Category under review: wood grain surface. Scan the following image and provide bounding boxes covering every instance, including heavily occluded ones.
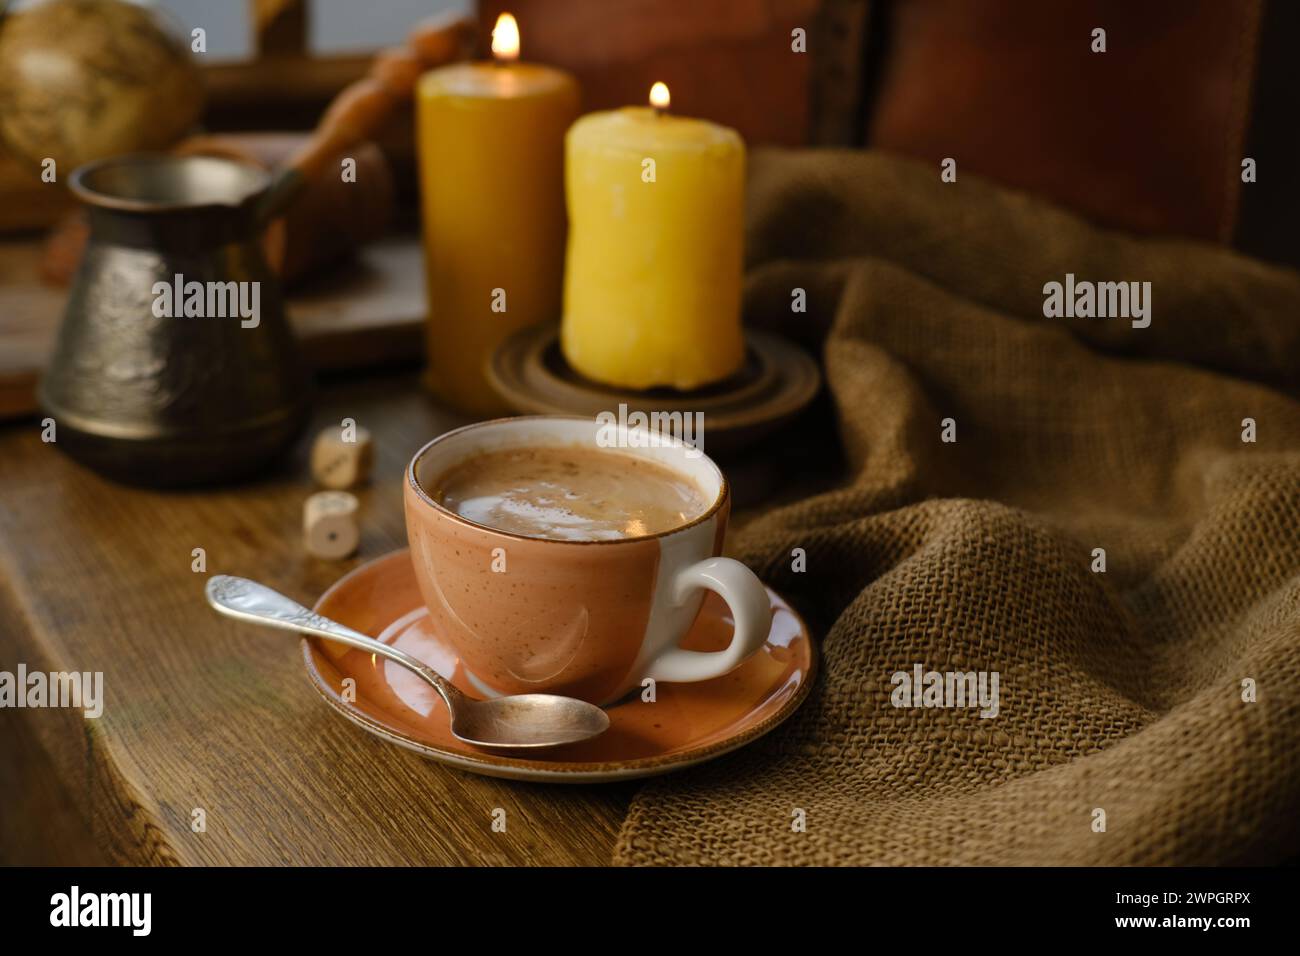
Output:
[0,374,636,865]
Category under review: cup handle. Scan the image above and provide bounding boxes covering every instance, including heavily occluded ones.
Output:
[644,557,773,684]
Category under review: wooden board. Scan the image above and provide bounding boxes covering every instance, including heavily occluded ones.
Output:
[0,235,426,420]
[0,372,635,865]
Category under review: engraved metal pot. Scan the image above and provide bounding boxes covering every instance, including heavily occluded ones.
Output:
[39,154,310,486]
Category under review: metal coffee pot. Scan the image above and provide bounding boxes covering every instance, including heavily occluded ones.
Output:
[39,154,310,486]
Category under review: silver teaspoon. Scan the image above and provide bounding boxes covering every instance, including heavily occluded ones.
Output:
[205,575,610,750]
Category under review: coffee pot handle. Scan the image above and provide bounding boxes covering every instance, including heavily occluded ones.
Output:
[645,558,773,684]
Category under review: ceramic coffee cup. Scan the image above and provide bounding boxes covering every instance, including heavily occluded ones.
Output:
[404,416,772,705]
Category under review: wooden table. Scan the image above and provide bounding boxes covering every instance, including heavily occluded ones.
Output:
[0,373,637,865]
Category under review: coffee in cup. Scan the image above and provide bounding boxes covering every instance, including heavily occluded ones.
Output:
[429,445,709,542]
[404,416,772,705]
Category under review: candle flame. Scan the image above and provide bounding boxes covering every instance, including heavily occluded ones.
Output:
[492,12,520,61]
[649,81,670,111]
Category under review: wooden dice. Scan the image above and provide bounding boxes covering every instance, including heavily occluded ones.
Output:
[303,491,360,559]
[310,423,373,490]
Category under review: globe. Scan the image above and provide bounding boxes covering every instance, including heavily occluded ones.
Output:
[0,0,205,177]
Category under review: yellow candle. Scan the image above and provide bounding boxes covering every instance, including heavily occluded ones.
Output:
[416,14,579,416]
[561,83,746,391]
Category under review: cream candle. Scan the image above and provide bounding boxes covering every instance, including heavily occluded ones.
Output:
[416,13,580,416]
[561,83,746,391]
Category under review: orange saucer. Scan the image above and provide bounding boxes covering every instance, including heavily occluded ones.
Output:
[302,550,817,783]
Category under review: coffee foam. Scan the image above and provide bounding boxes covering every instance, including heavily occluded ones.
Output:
[432,445,707,542]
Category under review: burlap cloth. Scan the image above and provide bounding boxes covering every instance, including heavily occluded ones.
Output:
[613,150,1300,866]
